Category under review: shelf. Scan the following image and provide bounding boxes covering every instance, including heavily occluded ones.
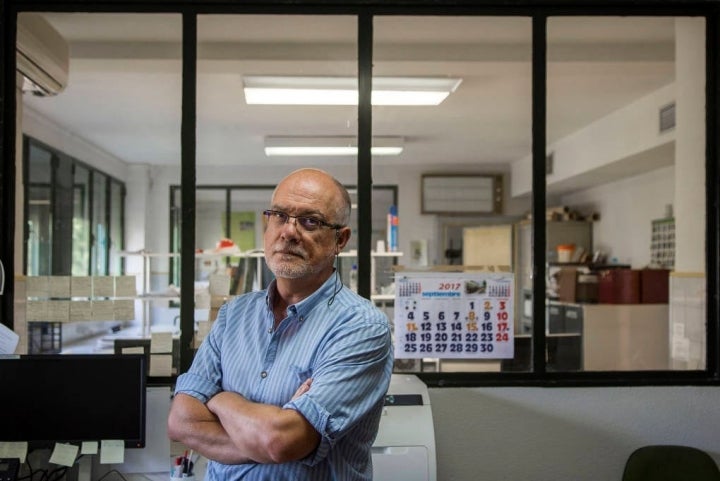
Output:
[138,294,180,301]
[338,250,403,257]
[125,250,403,315]
[120,250,266,259]
[119,250,178,257]
[372,251,403,257]
[371,294,395,302]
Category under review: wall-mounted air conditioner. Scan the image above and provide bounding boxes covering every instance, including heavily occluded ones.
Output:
[16,13,69,96]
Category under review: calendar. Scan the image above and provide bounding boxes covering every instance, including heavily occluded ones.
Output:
[394,271,514,359]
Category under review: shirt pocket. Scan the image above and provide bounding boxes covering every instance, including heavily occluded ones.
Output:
[291,364,313,384]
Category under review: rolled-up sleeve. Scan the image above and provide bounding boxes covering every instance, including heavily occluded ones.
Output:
[174,302,228,402]
[283,309,392,466]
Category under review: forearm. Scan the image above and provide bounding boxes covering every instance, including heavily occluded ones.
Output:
[167,393,254,464]
[207,391,320,464]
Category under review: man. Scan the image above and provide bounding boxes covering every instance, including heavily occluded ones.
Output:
[168,168,394,480]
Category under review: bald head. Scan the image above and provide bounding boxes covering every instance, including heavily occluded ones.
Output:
[274,168,351,227]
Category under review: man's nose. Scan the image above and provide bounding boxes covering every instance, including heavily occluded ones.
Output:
[280,216,301,235]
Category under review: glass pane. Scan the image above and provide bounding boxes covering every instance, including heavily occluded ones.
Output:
[26,142,53,276]
[72,164,90,276]
[195,188,229,283]
[27,187,52,276]
[17,13,182,357]
[196,14,358,343]
[546,17,705,371]
[170,186,182,286]
[91,171,108,275]
[353,186,397,296]
[228,187,273,294]
[109,180,124,275]
[374,16,533,373]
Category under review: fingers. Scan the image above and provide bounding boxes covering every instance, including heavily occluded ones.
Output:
[291,378,313,400]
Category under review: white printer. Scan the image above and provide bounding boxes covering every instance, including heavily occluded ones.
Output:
[372,374,437,481]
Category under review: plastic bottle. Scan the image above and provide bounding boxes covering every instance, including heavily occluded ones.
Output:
[387,205,399,252]
[349,264,358,292]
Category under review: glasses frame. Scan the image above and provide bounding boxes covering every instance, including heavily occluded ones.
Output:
[262,209,344,232]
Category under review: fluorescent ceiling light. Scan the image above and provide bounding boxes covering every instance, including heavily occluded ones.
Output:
[244,76,462,106]
[264,136,404,156]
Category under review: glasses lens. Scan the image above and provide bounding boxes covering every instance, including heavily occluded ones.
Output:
[264,210,284,226]
[298,216,321,231]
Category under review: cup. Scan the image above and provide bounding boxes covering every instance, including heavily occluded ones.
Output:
[556,244,575,263]
[376,240,386,253]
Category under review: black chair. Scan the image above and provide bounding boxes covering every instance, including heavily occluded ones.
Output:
[622,445,720,481]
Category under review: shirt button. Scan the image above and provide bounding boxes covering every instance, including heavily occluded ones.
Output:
[268,328,272,333]
[299,316,304,322]
[261,371,267,378]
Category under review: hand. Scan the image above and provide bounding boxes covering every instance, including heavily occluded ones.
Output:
[292,378,312,400]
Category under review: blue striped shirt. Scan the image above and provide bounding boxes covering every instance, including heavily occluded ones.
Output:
[174,273,394,480]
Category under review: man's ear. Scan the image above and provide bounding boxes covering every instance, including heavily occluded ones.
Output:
[335,227,351,251]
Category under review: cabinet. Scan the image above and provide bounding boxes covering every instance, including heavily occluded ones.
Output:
[506,301,669,371]
[546,301,583,371]
[582,304,668,370]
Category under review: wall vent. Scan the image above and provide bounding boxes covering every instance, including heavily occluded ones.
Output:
[659,102,676,133]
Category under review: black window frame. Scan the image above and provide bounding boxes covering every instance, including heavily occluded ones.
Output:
[22,135,126,277]
[1,1,717,388]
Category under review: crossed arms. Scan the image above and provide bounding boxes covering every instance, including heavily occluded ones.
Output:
[167,379,320,465]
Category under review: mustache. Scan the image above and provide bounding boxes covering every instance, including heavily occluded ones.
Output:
[272,244,307,258]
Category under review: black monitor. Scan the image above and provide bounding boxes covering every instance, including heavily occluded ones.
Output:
[0,354,146,449]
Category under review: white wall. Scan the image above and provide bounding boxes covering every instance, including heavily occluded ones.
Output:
[561,165,674,267]
[511,83,675,199]
[22,106,129,182]
[430,386,720,481]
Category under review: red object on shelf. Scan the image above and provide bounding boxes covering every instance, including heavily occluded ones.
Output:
[216,238,235,249]
[640,269,670,303]
[598,269,640,304]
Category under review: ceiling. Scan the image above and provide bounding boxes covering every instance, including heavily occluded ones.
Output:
[22,13,676,180]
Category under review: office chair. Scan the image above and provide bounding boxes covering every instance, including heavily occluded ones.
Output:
[622,445,720,481]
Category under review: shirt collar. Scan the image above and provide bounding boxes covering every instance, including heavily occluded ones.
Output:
[265,271,338,322]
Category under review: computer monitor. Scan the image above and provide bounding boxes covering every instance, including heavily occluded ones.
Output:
[0,354,146,449]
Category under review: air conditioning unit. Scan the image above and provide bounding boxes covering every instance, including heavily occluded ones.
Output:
[16,13,69,96]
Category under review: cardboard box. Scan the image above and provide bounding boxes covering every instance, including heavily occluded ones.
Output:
[556,268,578,302]
[575,274,598,303]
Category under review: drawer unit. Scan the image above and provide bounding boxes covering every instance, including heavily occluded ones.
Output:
[547,303,565,333]
[563,304,583,334]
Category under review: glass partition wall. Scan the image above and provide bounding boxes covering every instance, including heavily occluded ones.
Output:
[4,6,716,384]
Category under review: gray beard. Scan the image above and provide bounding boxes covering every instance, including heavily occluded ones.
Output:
[268,259,311,279]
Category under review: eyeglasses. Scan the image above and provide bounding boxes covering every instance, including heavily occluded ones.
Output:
[263,209,344,232]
